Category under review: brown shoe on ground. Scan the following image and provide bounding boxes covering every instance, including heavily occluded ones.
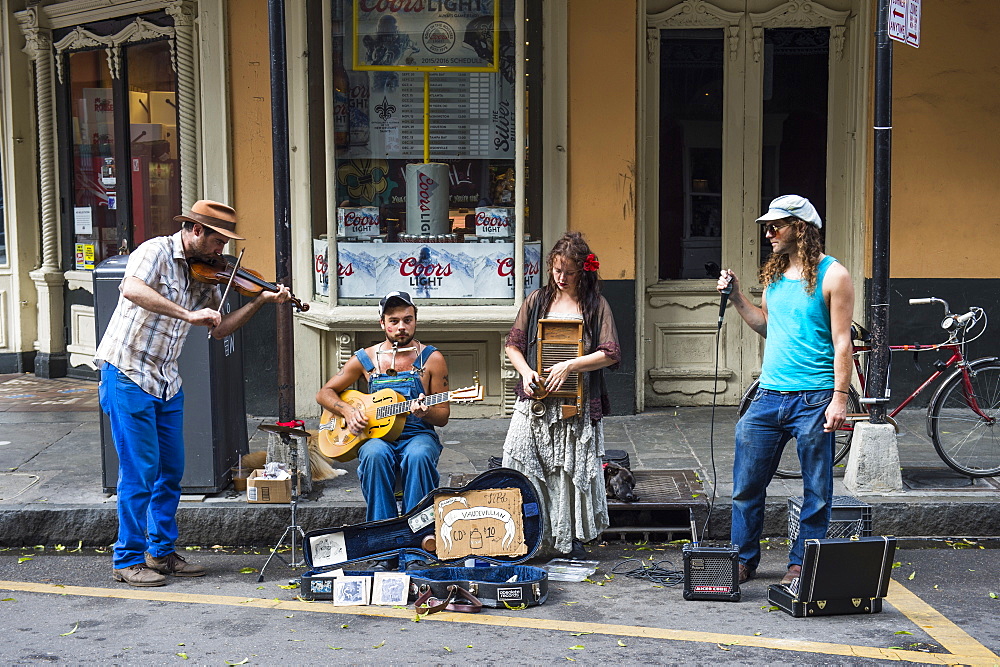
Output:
[738,563,755,584]
[113,563,167,587]
[145,552,206,577]
[780,564,802,586]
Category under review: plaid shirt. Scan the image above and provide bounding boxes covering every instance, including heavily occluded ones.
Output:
[95,232,220,399]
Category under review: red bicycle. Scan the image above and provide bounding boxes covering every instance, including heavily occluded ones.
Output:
[739,297,999,478]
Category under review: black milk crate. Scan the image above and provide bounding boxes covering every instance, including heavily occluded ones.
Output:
[788,495,872,541]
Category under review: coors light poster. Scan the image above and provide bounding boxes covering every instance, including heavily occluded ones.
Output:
[345,0,515,161]
[334,241,540,299]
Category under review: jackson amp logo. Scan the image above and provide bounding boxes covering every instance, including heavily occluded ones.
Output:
[497,587,522,601]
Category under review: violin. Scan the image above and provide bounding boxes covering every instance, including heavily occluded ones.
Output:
[189,255,310,312]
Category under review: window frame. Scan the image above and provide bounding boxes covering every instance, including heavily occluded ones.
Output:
[312,0,543,308]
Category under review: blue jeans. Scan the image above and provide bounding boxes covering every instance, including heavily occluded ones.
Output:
[99,364,185,569]
[731,388,834,571]
[357,432,441,562]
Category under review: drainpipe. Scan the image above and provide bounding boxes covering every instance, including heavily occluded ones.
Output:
[268,0,294,422]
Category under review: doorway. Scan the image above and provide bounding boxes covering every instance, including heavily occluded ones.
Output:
[639,0,865,407]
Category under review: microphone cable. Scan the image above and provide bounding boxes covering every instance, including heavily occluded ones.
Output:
[699,271,733,544]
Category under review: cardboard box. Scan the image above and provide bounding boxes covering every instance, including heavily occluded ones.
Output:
[433,487,527,560]
[246,469,291,504]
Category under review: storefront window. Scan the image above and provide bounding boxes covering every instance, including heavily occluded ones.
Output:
[658,30,724,281]
[58,14,180,271]
[65,48,118,270]
[311,0,542,303]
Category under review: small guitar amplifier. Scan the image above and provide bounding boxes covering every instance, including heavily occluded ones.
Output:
[682,543,741,602]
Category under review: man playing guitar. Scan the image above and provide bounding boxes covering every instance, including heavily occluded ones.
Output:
[316,291,449,570]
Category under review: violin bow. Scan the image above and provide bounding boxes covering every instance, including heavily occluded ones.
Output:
[208,247,245,339]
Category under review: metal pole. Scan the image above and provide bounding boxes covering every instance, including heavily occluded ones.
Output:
[268,0,294,422]
[869,0,893,423]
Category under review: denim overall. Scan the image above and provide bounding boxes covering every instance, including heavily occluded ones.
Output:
[355,346,442,530]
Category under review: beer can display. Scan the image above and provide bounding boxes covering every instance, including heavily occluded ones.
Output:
[405,163,450,236]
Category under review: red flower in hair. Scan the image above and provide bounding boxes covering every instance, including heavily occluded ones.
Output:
[583,254,600,272]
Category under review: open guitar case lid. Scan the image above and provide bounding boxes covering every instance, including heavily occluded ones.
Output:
[766,536,897,617]
[300,468,549,607]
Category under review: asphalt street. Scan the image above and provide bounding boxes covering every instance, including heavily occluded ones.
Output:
[1,540,998,665]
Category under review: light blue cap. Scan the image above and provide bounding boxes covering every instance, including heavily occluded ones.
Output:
[756,194,823,229]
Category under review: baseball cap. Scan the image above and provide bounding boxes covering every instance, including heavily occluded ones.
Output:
[379,291,415,316]
[756,195,823,229]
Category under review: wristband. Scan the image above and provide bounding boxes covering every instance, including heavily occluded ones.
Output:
[833,389,850,395]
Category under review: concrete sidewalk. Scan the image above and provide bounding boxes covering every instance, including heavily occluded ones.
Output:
[1,373,997,547]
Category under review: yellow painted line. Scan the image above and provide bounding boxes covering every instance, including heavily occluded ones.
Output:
[1,580,996,665]
[888,579,999,659]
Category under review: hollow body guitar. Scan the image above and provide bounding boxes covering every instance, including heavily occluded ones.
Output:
[318,383,483,462]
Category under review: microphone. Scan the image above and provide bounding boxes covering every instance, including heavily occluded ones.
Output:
[717,272,734,329]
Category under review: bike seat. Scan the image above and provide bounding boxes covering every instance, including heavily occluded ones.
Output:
[851,322,871,342]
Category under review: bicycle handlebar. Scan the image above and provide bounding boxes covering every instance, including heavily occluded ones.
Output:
[908,297,941,306]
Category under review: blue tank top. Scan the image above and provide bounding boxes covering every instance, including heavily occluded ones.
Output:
[758,255,838,391]
[355,345,439,440]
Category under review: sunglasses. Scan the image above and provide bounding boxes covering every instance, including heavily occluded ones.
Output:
[763,222,792,236]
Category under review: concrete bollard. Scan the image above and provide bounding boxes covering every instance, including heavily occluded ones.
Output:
[843,421,903,494]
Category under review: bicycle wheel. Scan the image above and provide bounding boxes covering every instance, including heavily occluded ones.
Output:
[737,381,858,479]
[928,360,1000,477]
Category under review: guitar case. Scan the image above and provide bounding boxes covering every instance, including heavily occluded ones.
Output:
[300,468,548,607]
[766,536,896,617]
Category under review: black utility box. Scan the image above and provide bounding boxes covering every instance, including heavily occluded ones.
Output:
[94,254,248,494]
[767,536,896,617]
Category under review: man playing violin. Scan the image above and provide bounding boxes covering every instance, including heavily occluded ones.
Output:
[95,200,291,587]
[316,291,449,570]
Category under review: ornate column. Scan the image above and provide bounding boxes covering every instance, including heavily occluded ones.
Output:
[166,0,200,209]
[19,7,67,377]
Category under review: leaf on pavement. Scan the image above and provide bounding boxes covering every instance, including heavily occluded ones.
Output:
[562,601,579,605]
[18,557,32,564]
[617,639,627,647]
[238,567,258,574]
[569,645,585,650]
[717,644,731,651]
[326,646,343,650]
[891,561,902,569]
[569,632,593,637]
[444,647,452,652]
[1,598,15,602]
[893,631,913,635]
[176,653,188,659]
[373,639,386,648]
[225,659,249,665]
[59,623,79,636]
[907,571,915,580]
[502,601,527,610]
[278,584,298,590]
[989,592,998,599]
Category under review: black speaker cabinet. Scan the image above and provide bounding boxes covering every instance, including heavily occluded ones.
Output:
[682,543,741,602]
[767,536,896,617]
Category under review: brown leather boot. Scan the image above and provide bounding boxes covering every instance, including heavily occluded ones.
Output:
[780,564,802,586]
[113,563,167,587]
[145,552,206,577]
[738,563,756,584]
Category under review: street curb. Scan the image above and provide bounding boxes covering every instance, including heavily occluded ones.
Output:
[2,497,998,548]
